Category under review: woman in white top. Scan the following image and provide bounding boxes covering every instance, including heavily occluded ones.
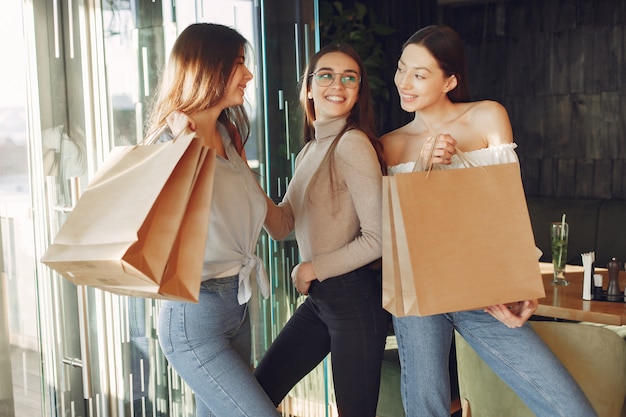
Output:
[381,25,597,417]
[152,23,278,417]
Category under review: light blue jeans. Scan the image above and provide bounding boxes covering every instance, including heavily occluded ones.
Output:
[393,310,598,417]
[158,276,279,417]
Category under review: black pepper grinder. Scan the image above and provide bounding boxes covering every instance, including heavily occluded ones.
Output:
[607,257,621,302]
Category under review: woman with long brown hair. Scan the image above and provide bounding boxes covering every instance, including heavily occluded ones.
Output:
[381,25,597,417]
[254,44,391,417]
[152,23,278,417]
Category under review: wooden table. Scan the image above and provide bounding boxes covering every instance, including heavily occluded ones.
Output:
[536,262,626,325]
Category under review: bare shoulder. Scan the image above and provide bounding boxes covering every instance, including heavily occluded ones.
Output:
[464,100,513,146]
[380,126,407,146]
[380,125,417,166]
[459,100,508,122]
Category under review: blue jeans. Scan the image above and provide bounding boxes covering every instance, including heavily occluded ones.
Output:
[254,265,391,417]
[158,276,279,417]
[393,310,597,417]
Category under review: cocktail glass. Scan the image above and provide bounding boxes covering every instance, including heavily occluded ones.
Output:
[551,222,569,285]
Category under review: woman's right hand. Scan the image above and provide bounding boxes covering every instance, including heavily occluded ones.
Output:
[166,111,196,137]
[291,262,317,296]
[484,299,538,328]
[420,134,457,165]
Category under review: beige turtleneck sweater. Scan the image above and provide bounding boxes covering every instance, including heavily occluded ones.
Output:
[264,116,382,280]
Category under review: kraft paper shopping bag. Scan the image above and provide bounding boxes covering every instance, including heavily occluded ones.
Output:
[382,177,405,316]
[385,161,544,317]
[41,128,216,302]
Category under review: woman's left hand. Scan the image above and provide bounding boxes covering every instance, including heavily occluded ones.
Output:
[291,262,317,296]
[484,299,538,328]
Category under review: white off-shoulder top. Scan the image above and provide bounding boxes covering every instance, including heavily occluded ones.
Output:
[388,143,519,175]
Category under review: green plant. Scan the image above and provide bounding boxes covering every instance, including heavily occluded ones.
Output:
[319,1,395,103]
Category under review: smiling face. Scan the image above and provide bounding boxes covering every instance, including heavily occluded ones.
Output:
[307,51,360,121]
[394,44,457,113]
[219,52,253,109]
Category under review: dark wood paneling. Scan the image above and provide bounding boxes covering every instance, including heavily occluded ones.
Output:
[444,0,626,200]
[543,95,571,158]
[612,160,626,198]
[520,157,540,196]
[592,160,613,198]
[539,157,556,196]
[620,27,626,92]
[599,92,622,157]
[557,159,577,197]
[568,28,587,93]
[575,159,595,197]
[588,26,618,92]
[550,29,571,94]
[555,0,577,31]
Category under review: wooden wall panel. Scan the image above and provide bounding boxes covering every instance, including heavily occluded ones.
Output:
[533,32,552,96]
[568,28,586,94]
[592,160,613,198]
[556,159,577,197]
[577,0,599,26]
[543,95,572,158]
[576,94,602,159]
[588,27,618,92]
[438,0,626,199]
[620,27,626,92]
[520,157,540,196]
[612,161,626,199]
[505,33,532,96]
[598,0,625,25]
[539,157,556,196]
[554,0,576,31]
[599,92,622,157]
[575,159,594,197]
[550,30,570,94]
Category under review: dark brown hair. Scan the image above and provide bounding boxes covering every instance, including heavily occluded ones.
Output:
[299,43,384,182]
[403,25,470,103]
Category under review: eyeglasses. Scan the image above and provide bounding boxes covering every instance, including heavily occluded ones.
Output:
[310,70,361,89]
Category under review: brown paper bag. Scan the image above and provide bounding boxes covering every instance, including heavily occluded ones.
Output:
[382,177,406,316]
[383,161,544,317]
[41,128,216,302]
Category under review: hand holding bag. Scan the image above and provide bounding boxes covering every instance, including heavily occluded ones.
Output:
[41,126,216,302]
[382,140,544,317]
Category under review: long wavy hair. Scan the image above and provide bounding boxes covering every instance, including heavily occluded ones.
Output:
[299,43,384,199]
[145,23,251,152]
[402,25,470,103]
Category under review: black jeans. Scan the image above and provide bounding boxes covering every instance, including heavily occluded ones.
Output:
[254,265,391,417]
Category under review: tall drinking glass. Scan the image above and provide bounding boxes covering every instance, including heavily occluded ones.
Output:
[551,222,569,285]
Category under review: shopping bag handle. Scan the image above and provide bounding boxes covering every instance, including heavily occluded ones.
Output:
[139,123,195,147]
[412,135,485,176]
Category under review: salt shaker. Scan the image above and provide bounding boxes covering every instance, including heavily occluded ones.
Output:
[607,258,621,301]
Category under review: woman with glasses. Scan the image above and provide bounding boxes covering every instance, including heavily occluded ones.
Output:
[254,44,391,417]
